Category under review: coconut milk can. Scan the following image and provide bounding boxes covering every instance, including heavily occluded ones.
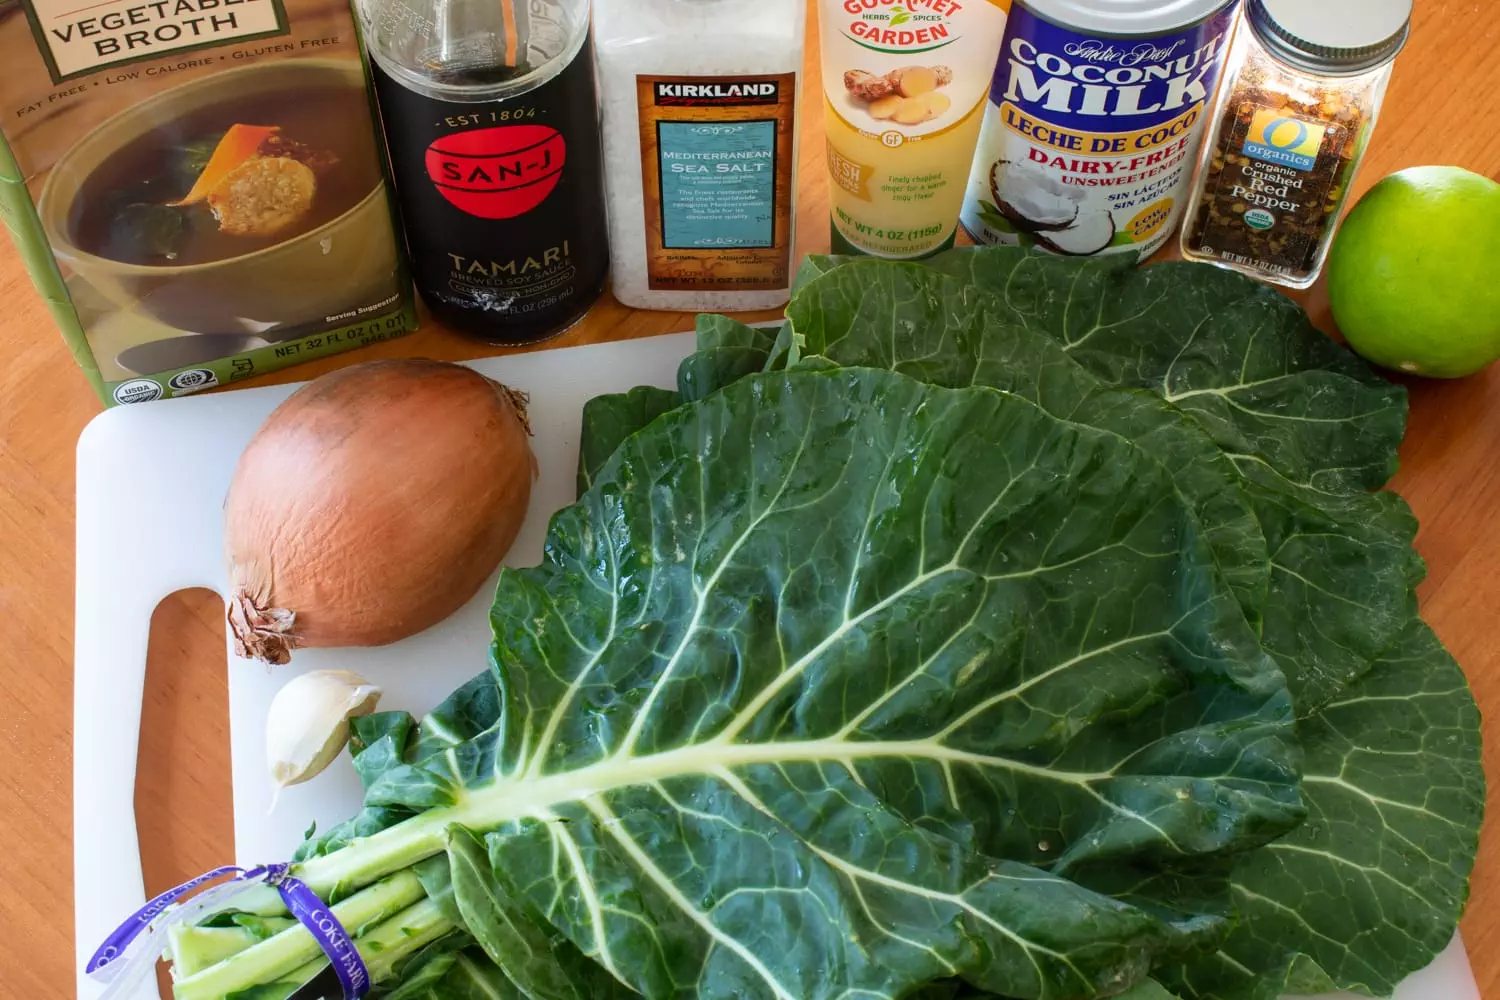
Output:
[960,0,1238,259]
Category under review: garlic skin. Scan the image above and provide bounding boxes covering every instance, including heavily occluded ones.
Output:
[267,670,383,799]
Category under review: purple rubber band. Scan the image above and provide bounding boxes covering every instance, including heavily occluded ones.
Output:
[87,862,370,999]
[86,864,266,976]
[268,866,371,998]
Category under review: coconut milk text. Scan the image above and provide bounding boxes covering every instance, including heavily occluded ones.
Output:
[961,1,1236,259]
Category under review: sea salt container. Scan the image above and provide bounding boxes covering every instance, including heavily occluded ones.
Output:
[960,0,1240,261]
[595,0,804,312]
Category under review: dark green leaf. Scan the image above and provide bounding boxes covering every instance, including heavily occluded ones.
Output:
[678,318,781,403]
[782,260,1272,624]
[796,251,1422,716]
[109,203,188,259]
[577,387,682,497]
[173,131,226,190]
[228,914,296,942]
[299,677,506,861]
[1245,483,1423,714]
[380,945,523,1000]
[924,248,1407,498]
[695,315,778,353]
[447,825,613,1000]
[476,367,1298,999]
[1160,620,1484,999]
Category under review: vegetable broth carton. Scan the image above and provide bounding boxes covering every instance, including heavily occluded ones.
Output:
[0,0,417,406]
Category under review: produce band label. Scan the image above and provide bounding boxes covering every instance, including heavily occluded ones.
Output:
[636,74,796,293]
[86,863,369,999]
[960,0,1235,260]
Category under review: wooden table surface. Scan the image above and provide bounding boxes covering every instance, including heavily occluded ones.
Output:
[2,4,1498,997]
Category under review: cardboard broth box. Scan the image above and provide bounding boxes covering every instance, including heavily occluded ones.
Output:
[0,0,417,405]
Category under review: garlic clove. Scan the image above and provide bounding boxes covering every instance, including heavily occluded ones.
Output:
[267,669,383,804]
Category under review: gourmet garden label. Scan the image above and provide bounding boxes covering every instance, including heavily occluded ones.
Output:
[818,0,1011,259]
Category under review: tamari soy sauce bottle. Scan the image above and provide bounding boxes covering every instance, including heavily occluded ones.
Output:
[361,0,607,344]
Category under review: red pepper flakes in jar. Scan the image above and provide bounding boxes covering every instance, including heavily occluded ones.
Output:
[1180,0,1412,290]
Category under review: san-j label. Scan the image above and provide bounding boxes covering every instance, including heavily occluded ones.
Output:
[636,73,796,292]
[22,0,289,82]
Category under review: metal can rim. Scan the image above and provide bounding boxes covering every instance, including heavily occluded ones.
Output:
[1015,0,1240,39]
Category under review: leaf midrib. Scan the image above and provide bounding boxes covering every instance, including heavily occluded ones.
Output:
[295,737,1117,902]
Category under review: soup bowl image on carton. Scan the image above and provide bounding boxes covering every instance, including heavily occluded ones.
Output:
[39,60,401,345]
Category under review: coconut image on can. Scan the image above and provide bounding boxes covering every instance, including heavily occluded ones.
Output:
[961,0,1239,261]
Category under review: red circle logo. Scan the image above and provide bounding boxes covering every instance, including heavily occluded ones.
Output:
[425,125,567,219]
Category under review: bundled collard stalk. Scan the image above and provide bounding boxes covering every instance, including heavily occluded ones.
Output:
[159,248,1482,1000]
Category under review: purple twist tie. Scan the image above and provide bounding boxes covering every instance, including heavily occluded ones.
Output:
[86,862,370,1000]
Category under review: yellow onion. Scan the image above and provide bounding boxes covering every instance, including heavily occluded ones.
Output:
[225,359,535,665]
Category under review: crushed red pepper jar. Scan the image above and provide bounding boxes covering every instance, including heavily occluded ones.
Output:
[1179,0,1413,289]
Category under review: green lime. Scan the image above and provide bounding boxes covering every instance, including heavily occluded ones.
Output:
[1327,166,1500,379]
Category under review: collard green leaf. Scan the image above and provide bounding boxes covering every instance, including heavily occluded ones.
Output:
[696,314,778,353]
[924,248,1408,498]
[293,366,1299,1000]
[1160,620,1484,1000]
[678,349,769,404]
[908,974,1181,1000]
[579,321,783,494]
[679,318,781,403]
[447,825,622,1000]
[380,945,522,1000]
[787,253,1421,718]
[1114,980,1182,1000]
[485,368,1300,999]
[782,260,1272,624]
[577,386,682,497]
[298,679,506,862]
[1245,484,1423,715]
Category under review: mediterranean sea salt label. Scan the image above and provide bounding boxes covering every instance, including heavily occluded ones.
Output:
[596,0,804,312]
[635,75,797,294]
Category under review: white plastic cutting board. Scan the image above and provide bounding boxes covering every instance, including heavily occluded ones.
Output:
[73,331,1478,1000]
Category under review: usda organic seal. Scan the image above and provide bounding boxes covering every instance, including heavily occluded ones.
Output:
[1244,208,1277,231]
[113,379,164,405]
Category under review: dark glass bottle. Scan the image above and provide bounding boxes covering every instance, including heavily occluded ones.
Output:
[361,0,608,344]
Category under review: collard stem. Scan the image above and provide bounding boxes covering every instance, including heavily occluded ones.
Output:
[172,870,426,1000]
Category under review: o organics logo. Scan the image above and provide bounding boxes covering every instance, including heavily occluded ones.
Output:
[1244,109,1327,172]
[426,125,566,219]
